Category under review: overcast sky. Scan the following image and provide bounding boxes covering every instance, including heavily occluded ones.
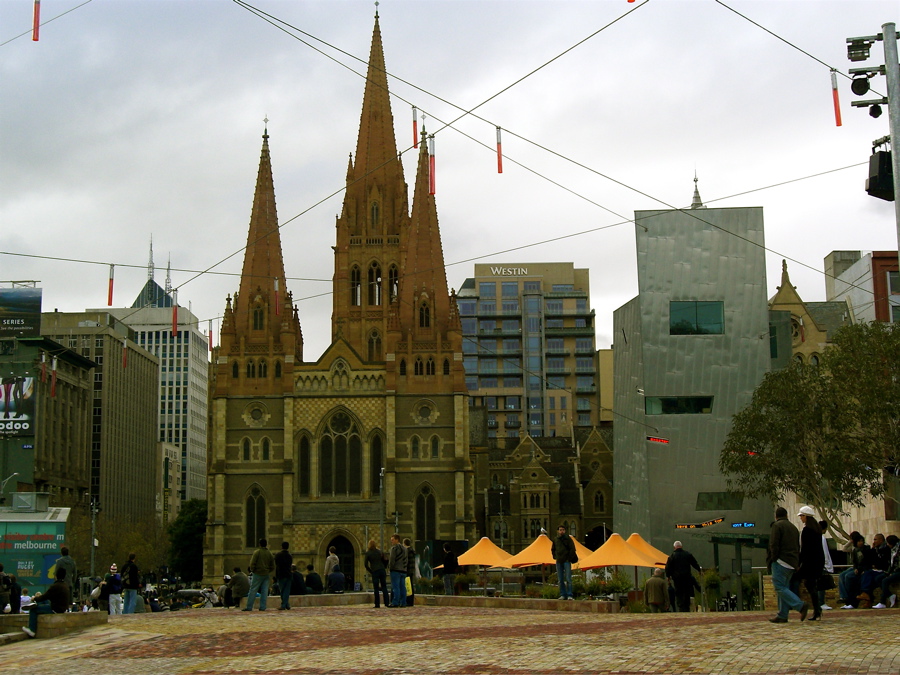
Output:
[1,0,897,356]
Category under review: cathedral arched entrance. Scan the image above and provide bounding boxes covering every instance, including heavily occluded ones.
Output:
[326,534,356,589]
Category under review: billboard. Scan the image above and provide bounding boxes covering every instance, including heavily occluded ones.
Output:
[0,518,67,594]
[0,376,36,435]
[0,287,42,338]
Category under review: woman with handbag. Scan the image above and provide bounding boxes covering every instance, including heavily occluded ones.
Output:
[796,506,825,621]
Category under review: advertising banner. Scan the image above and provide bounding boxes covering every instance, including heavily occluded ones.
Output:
[0,376,36,436]
[0,287,42,338]
[0,520,67,594]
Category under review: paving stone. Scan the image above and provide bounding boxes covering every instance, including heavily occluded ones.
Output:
[0,605,896,674]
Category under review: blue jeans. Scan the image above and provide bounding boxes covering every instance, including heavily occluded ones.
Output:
[245,573,270,610]
[123,588,138,614]
[443,573,456,595]
[390,570,406,607]
[838,567,861,606]
[28,600,54,634]
[771,563,804,619]
[277,576,292,609]
[371,568,389,607]
[555,561,573,599]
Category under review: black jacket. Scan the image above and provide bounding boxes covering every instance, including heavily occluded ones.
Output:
[551,534,577,564]
[798,525,825,578]
[274,549,293,578]
[666,548,701,580]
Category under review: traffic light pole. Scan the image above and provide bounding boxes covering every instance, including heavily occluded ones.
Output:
[882,23,900,251]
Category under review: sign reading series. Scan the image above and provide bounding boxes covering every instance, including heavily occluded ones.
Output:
[0,287,42,338]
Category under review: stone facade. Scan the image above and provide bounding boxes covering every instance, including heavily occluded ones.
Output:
[204,15,476,587]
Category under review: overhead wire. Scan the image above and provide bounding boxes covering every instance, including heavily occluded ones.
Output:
[0,0,94,47]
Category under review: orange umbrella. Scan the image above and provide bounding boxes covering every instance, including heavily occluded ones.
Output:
[498,534,594,568]
[625,533,668,567]
[575,533,661,570]
[456,537,512,568]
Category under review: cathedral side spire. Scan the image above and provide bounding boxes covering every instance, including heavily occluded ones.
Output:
[690,172,706,210]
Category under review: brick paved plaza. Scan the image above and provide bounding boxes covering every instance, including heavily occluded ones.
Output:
[1,604,898,675]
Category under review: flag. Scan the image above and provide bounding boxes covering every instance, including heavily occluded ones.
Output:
[208,319,213,352]
[32,0,40,41]
[831,70,842,127]
[172,291,179,337]
[496,126,503,174]
[41,352,47,383]
[274,277,280,316]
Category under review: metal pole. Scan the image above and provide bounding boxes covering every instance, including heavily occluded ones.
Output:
[882,23,900,250]
[90,497,97,577]
[379,468,384,549]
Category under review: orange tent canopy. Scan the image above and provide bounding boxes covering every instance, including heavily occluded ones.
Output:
[498,534,595,569]
[625,533,668,567]
[456,537,512,568]
[575,533,662,570]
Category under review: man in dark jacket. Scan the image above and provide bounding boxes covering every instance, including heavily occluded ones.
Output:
[442,543,459,596]
[22,568,71,638]
[388,534,408,607]
[767,506,808,622]
[290,564,308,596]
[121,552,141,614]
[226,567,250,607]
[244,539,275,611]
[551,525,577,600]
[327,564,346,593]
[274,542,294,611]
[364,540,388,608]
[665,541,702,612]
[305,564,324,594]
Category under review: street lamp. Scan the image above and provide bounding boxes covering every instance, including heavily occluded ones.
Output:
[0,472,19,504]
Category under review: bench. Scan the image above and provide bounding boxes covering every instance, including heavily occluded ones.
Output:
[0,611,107,640]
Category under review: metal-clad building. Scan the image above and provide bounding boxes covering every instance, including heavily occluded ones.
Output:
[613,203,774,568]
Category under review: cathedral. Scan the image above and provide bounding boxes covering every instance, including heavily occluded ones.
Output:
[204,15,477,585]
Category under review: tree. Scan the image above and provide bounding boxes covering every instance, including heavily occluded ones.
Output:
[720,321,900,541]
[167,499,207,583]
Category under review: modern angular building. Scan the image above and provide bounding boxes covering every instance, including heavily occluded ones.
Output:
[612,188,776,567]
[825,250,900,324]
[456,263,599,439]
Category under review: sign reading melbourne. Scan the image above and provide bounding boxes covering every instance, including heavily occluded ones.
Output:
[0,288,42,338]
[0,376,36,435]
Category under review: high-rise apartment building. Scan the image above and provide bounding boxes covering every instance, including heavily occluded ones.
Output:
[457,263,598,438]
[100,273,209,502]
[825,250,900,324]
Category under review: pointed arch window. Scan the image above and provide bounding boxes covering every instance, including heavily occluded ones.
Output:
[414,357,424,376]
[232,361,239,379]
[419,300,430,328]
[350,266,361,307]
[415,486,436,542]
[245,486,266,548]
[593,491,605,513]
[246,360,256,378]
[259,359,268,378]
[275,360,282,378]
[319,411,362,496]
[443,358,450,375]
[262,438,270,461]
[368,262,383,306]
[411,436,420,459]
[371,201,380,229]
[242,438,251,461]
[430,435,440,459]
[298,436,310,496]
[371,434,383,495]
[399,359,407,376]
[426,357,435,376]
[389,265,399,302]
[368,330,382,361]
[253,306,265,330]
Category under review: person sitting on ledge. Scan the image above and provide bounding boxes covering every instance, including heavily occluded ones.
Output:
[22,568,71,638]
[326,564,346,594]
